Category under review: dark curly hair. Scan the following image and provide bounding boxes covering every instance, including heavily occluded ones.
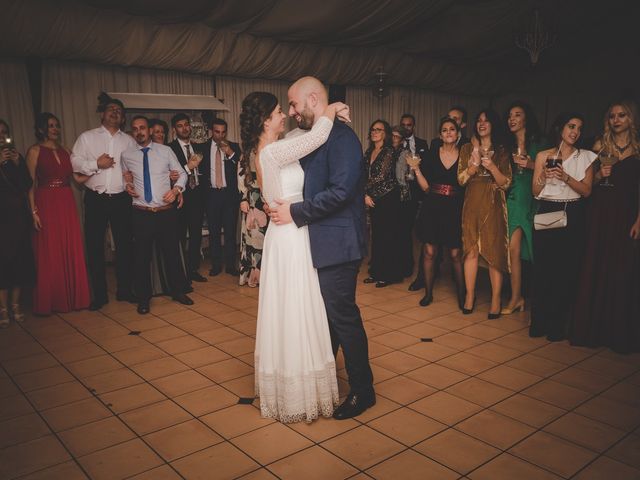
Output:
[239,91,278,187]
[34,112,60,142]
[473,108,505,148]
[504,101,542,153]
[549,112,585,148]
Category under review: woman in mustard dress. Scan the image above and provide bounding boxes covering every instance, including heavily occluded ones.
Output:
[458,109,512,318]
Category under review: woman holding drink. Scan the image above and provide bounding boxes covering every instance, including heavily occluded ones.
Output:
[457,109,512,318]
[570,101,640,353]
[529,112,596,341]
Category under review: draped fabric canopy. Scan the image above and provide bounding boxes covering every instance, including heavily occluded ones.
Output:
[2,0,637,96]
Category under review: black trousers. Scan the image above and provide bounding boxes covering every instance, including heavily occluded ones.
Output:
[84,190,134,303]
[205,187,239,270]
[133,208,186,301]
[317,260,374,395]
[178,186,206,273]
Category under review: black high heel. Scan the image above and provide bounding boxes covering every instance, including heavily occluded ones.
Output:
[462,297,475,315]
[363,277,376,284]
[419,294,433,307]
[488,303,502,320]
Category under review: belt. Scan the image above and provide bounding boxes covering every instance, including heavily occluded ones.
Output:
[430,183,460,197]
[87,189,126,198]
[41,180,70,188]
[133,204,173,213]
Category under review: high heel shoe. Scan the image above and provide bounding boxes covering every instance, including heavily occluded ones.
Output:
[500,299,525,315]
[363,277,376,284]
[462,298,475,315]
[487,311,501,320]
[419,294,433,307]
[11,304,25,323]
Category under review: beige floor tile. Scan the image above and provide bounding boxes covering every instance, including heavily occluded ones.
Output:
[40,397,112,432]
[124,316,169,332]
[607,433,640,469]
[180,317,226,334]
[212,310,256,326]
[215,336,256,356]
[0,412,52,449]
[575,355,638,380]
[371,331,420,349]
[322,425,404,470]
[288,415,359,442]
[399,322,449,339]
[368,364,398,384]
[446,378,514,407]
[399,342,459,366]
[220,374,255,397]
[171,441,259,479]
[523,379,593,409]
[405,363,469,389]
[230,319,258,337]
[151,370,214,398]
[144,419,223,461]
[465,342,522,363]
[58,416,136,457]
[1,352,60,376]
[456,324,506,341]
[0,435,71,479]
[575,456,640,480]
[128,465,183,479]
[0,341,46,362]
[196,325,245,345]
[366,449,458,479]
[437,352,498,376]
[81,367,145,394]
[370,351,427,374]
[549,367,616,395]
[197,357,253,383]
[361,306,394,321]
[140,325,189,343]
[478,365,543,391]
[231,422,312,464]
[159,309,206,324]
[426,315,476,331]
[367,407,446,446]
[26,381,92,410]
[469,453,562,480]
[415,428,500,475]
[201,404,274,438]
[175,345,231,368]
[509,431,597,478]
[367,341,395,358]
[492,332,549,353]
[78,438,163,480]
[268,445,357,479]
[112,344,167,366]
[434,332,484,351]
[120,399,192,435]
[130,356,190,381]
[531,342,595,365]
[491,394,565,428]
[576,396,640,431]
[0,376,22,399]
[364,320,393,338]
[13,365,75,392]
[99,382,166,413]
[456,410,535,449]
[375,376,435,405]
[66,355,123,378]
[601,381,640,408]
[0,393,35,421]
[543,412,626,452]
[410,391,482,425]
[95,334,148,353]
[155,335,208,355]
[506,353,566,377]
[174,384,238,416]
[18,461,88,480]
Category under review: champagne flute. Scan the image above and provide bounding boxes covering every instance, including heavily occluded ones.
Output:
[479,147,493,176]
[513,147,525,174]
[406,153,421,180]
[599,152,616,187]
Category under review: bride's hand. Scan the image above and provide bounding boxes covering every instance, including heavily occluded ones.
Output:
[328,102,351,123]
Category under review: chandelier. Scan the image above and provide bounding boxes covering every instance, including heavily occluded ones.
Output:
[373,66,388,99]
[515,9,556,66]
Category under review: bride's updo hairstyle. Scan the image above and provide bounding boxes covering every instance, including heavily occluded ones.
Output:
[239,92,278,186]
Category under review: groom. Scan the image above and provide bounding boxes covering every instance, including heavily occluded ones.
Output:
[272,76,375,419]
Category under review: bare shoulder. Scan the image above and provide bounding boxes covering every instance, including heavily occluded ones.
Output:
[26,144,40,158]
[536,147,555,160]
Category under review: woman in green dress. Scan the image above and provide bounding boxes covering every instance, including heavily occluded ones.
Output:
[502,102,542,314]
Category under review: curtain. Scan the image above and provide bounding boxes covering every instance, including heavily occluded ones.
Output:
[0,60,34,156]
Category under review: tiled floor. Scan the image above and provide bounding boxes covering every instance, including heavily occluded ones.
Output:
[1,265,639,480]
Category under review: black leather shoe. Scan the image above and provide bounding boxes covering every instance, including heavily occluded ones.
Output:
[190,272,207,283]
[116,292,137,304]
[363,277,376,284]
[332,391,376,420]
[419,294,433,307]
[408,278,424,291]
[89,300,107,311]
[172,294,194,305]
[375,280,389,288]
[137,302,150,315]
[226,267,239,276]
[209,266,222,277]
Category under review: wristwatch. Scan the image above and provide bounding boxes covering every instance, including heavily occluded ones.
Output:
[174,186,184,194]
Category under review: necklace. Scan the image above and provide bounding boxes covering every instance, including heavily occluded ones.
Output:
[614,141,630,154]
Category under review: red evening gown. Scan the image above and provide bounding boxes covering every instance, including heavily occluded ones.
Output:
[32,145,90,314]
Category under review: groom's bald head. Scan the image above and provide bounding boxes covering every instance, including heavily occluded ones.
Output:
[288,76,328,130]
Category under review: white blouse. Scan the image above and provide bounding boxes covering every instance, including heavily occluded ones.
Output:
[536,149,597,201]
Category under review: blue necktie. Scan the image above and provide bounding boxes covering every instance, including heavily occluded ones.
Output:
[142,147,152,203]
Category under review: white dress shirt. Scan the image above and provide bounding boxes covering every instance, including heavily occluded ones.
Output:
[406,134,416,154]
[121,142,187,208]
[71,125,137,194]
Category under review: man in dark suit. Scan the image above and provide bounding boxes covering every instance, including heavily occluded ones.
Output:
[272,76,375,420]
[168,113,207,282]
[201,118,241,276]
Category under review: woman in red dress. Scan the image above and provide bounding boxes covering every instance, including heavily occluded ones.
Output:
[26,113,90,315]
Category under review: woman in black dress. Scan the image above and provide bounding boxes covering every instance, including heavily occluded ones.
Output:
[363,120,404,287]
[412,117,465,308]
[0,120,35,326]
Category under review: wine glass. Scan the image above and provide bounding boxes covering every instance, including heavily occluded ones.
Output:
[479,147,494,176]
[512,147,525,175]
[406,153,421,180]
[598,152,617,187]
[545,155,563,186]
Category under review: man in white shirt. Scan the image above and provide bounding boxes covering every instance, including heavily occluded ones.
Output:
[71,95,136,310]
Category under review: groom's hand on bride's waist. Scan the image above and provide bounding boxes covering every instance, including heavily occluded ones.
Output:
[271,199,292,225]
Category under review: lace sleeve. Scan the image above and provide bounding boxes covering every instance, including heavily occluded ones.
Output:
[263,116,333,169]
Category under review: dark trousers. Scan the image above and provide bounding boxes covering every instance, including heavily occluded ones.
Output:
[84,190,133,303]
[205,187,239,270]
[178,186,206,273]
[133,208,185,301]
[317,260,374,395]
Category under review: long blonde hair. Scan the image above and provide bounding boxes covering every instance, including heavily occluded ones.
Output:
[600,100,640,156]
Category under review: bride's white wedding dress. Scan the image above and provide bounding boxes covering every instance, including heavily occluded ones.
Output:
[255,116,339,423]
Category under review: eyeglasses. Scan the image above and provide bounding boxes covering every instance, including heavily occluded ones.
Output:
[370,127,384,133]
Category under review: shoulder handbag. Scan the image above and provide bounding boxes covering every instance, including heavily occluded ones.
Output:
[534,203,567,231]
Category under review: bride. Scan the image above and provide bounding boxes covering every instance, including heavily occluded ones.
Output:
[240,91,349,422]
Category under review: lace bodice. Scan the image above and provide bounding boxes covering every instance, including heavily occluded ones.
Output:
[259,116,333,207]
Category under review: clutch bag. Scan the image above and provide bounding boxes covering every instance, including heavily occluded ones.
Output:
[534,210,567,230]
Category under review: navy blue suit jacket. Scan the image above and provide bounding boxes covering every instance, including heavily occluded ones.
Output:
[290,120,368,269]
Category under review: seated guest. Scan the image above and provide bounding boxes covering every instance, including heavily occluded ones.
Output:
[413,117,465,308]
[457,109,512,319]
[363,120,404,287]
[0,120,35,326]
[571,100,640,353]
[122,115,193,314]
[391,125,414,278]
[238,151,268,287]
[530,112,596,341]
[149,118,169,145]
[27,113,90,315]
